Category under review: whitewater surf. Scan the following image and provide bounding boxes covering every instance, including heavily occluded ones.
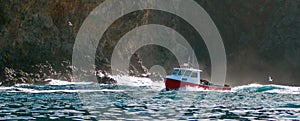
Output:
[0,77,299,120]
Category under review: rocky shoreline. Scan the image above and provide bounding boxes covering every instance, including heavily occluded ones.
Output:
[0,0,299,86]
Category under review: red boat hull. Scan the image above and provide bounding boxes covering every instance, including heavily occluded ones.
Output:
[165,78,231,91]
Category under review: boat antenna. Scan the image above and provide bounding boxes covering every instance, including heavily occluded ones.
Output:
[188,56,191,68]
[192,55,194,68]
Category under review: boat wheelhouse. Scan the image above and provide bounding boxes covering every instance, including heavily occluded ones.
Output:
[165,66,231,91]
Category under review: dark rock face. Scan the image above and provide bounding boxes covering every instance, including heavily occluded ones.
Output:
[0,0,299,86]
[0,0,104,85]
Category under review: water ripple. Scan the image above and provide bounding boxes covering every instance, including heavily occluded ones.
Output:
[0,83,299,120]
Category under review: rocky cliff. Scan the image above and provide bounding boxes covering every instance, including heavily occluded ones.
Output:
[0,0,299,86]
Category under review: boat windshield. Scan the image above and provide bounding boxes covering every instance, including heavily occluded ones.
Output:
[172,69,179,75]
[184,70,192,76]
[178,70,185,75]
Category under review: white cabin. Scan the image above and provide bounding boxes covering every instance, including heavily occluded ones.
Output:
[165,68,202,85]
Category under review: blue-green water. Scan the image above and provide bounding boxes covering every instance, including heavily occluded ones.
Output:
[0,81,299,120]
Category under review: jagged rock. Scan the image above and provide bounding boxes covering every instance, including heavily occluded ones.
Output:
[96,70,117,84]
[98,76,117,84]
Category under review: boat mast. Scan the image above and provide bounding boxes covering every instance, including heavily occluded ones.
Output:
[188,56,191,68]
[192,55,195,69]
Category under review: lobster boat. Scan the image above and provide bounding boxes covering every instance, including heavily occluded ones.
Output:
[165,64,231,91]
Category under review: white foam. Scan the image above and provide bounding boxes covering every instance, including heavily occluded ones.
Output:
[177,86,233,92]
[265,84,300,94]
[110,75,165,90]
[11,88,124,93]
[15,83,32,86]
[111,75,153,87]
[46,79,93,85]
[231,83,263,91]
[96,71,105,78]
[0,87,14,90]
[178,86,206,91]
[232,83,300,94]
[150,80,165,91]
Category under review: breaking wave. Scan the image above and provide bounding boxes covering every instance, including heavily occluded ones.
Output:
[111,75,165,90]
[46,79,93,85]
[1,77,299,120]
[1,76,299,94]
[232,83,300,94]
[174,83,300,94]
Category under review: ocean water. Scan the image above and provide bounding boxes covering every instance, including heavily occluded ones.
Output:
[0,77,299,120]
